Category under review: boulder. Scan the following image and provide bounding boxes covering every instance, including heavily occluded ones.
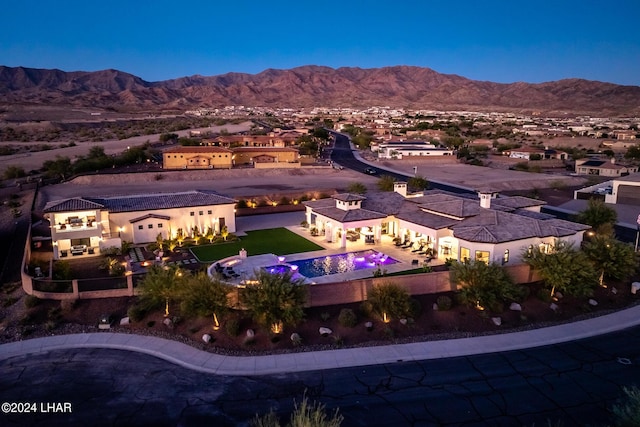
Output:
[202,334,211,343]
[399,318,408,325]
[491,317,502,326]
[163,318,173,327]
[509,303,522,312]
[612,287,618,295]
[554,291,563,299]
[631,282,640,295]
[290,332,301,342]
[589,299,598,306]
[319,327,332,336]
[119,317,130,326]
[550,303,559,312]
[432,303,439,311]
[246,329,255,338]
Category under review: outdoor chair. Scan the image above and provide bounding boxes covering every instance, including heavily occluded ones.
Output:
[401,241,413,249]
[411,244,425,253]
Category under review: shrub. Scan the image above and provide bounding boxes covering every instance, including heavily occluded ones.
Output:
[146,320,156,327]
[236,199,249,209]
[359,300,374,317]
[409,298,422,317]
[436,295,453,311]
[127,304,147,322]
[24,295,41,308]
[367,282,412,320]
[320,311,331,322]
[515,285,531,303]
[612,386,640,427]
[338,308,358,327]
[225,317,241,337]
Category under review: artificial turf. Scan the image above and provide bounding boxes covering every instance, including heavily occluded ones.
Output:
[189,227,323,262]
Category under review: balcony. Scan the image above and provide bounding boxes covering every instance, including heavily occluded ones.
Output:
[55,221,98,234]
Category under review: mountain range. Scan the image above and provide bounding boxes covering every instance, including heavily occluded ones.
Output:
[1,65,639,115]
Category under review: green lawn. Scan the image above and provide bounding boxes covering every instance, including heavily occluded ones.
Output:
[190,227,324,262]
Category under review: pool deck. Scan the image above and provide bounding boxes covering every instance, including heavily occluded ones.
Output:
[211,226,440,285]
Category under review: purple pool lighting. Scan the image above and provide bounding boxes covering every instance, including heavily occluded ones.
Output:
[287,249,398,278]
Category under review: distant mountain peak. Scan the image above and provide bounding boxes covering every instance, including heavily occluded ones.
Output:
[0,65,638,115]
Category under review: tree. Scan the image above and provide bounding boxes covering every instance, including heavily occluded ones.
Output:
[221,225,229,241]
[408,176,429,192]
[523,241,599,297]
[42,156,72,179]
[180,272,231,329]
[241,270,307,333]
[583,234,638,287]
[138,265,183,316]
[367,282,411,322]
[346,182,367,194]
[450,260,520,312]
[377,175,396,192]
[625,145,640,161]
[575,198,618,234]
[3,165,26,179]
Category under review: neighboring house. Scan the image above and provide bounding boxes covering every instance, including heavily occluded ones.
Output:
[206,132,301,148]
[162,146,300,169]
[43,190,236,259]
[575,158,639,177]
[375,141,454,159]
[231,147,300,167]
[508,147,567,160]
[163,146,233,169]
[303,184,588,265]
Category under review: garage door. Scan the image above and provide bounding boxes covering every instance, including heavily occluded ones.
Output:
[617,185,640,205]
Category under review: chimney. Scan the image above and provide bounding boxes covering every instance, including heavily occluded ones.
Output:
[479,192,492,209]
[394,181,407,197]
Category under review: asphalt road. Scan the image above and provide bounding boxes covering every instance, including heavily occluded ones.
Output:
[329,132,475,195]
[3,326,640,426]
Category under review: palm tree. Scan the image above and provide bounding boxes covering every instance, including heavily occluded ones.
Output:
[450,259,519,312]
[346,182,367,194]
[241,270,307,333]
[377,175,396,192]
[523,240,599,298]
[583,233,638,287]
[179,272,231,330]
[138,265,183,316]
[575,198,618,234]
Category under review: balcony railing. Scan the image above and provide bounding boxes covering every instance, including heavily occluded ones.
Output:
[54,222,99,233]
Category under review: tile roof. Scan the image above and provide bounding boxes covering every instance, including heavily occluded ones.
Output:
[129,213,171,223]
[43,198,105,213]
[44,190,235,214]
[333,193,367,202]
[163,146,232,154]
[311,207,387,223]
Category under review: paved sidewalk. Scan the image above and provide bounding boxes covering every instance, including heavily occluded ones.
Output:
[2,304,640,376]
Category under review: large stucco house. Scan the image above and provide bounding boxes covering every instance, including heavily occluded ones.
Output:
[303,184,589,265]
[43,190,236,259]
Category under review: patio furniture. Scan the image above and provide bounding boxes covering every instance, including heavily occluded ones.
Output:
[401,240,413,249]
[411,244,425,253]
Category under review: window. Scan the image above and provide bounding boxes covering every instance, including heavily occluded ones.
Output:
[158,223,163,228]
[190,212,195,216]
[199,211,203,216]
[147,224,152,229]
[207,210,212,215]
[460,247,470,262]
[475,250,490,264]
[138,225,143,230]
[503,249,509,264]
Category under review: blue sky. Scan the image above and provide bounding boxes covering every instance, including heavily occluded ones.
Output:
[2,0,639,86]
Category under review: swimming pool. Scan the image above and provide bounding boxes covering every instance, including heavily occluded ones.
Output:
[265,250,398,279]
